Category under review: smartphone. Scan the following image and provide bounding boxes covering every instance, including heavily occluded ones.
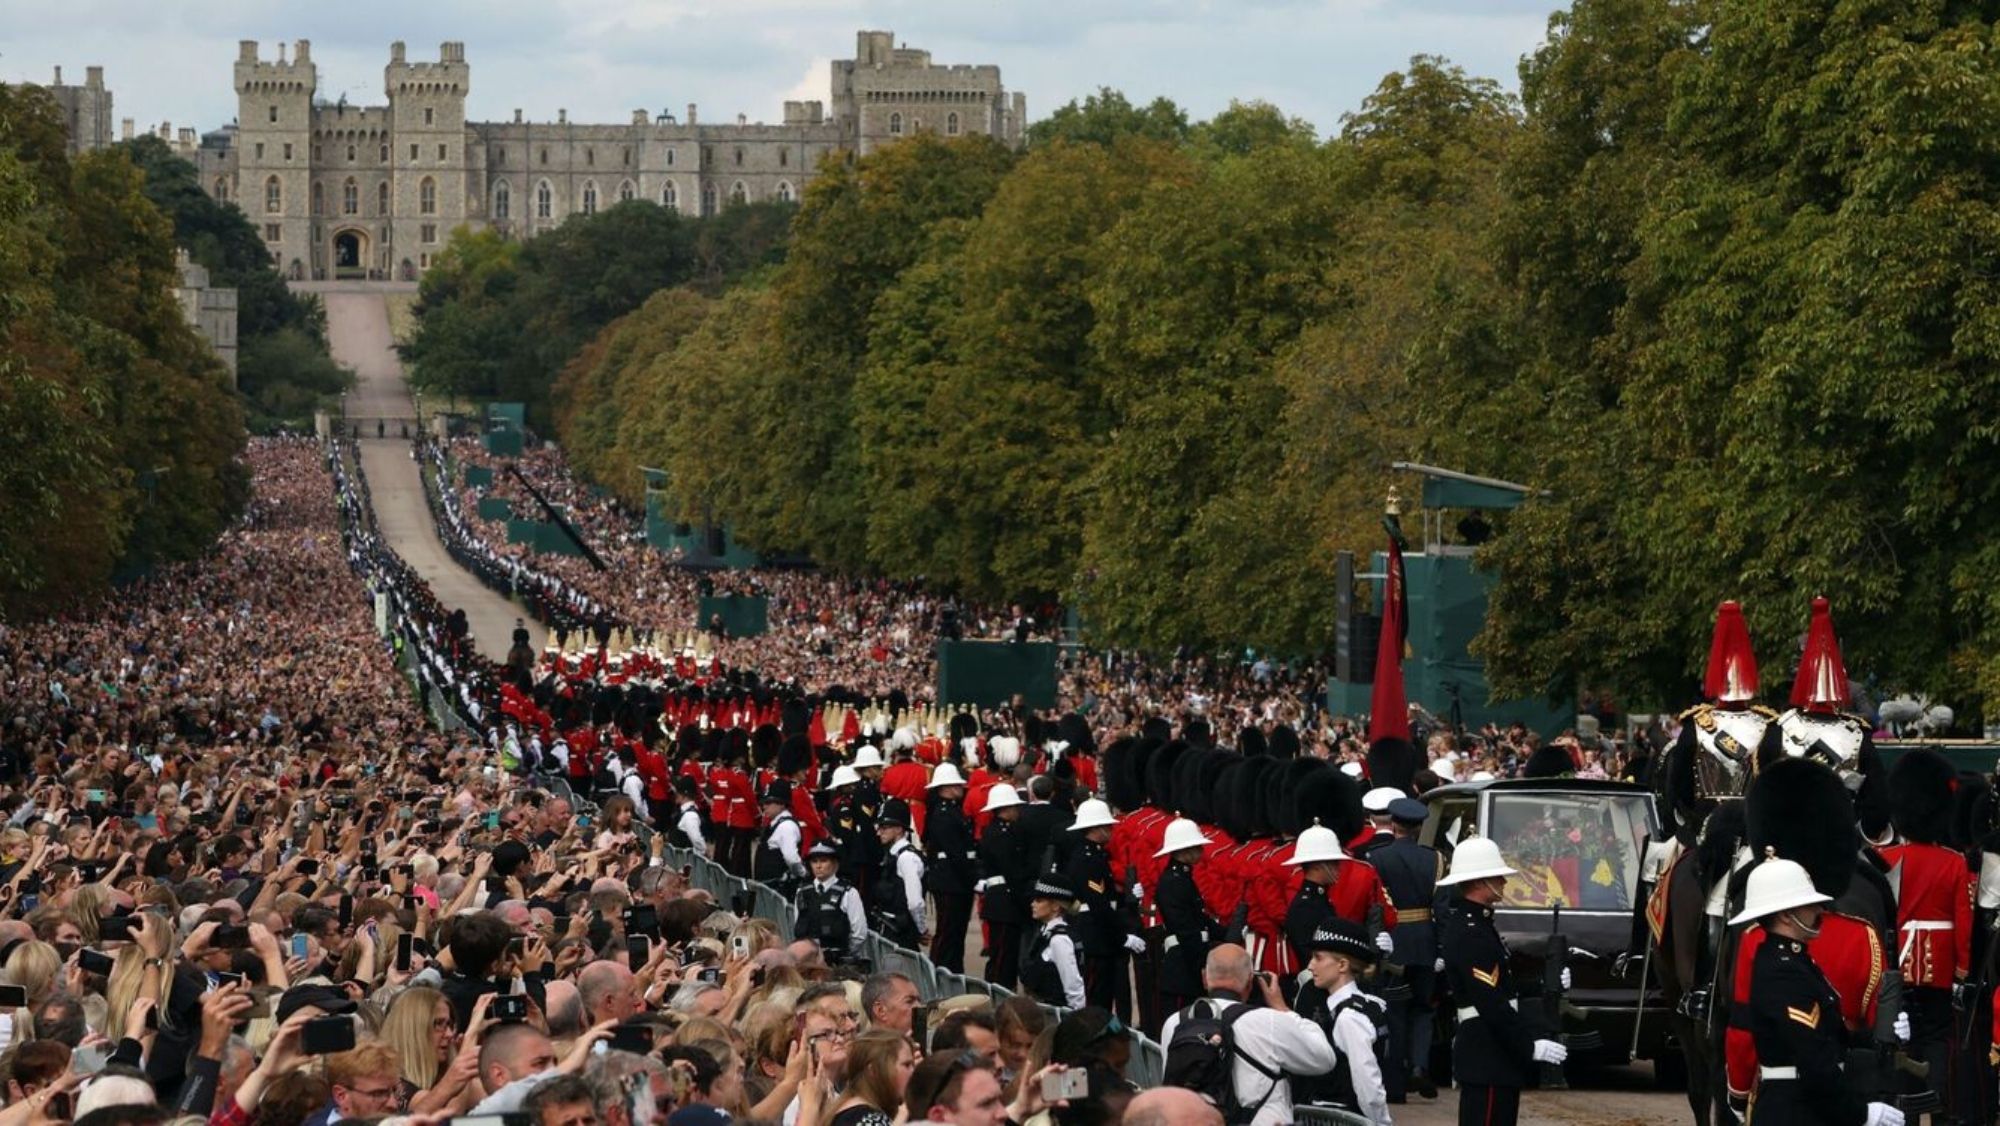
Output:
[100,915,138,942]
[143,1004,160,1031]
[0,985,26,1008]
[210,970,246,990]
[396,932,415,973]
[912,1004,928,1051]
[403,894,424,911]
[1041,1068,1090,1103]
[577,814,592,829]
[213,924,251,950]
[730,935,749,960]
[44,1094,69,1121]
[301,1014,358,1055]
[291,933,311,960]
[609,1023,658,1059]
[296,859,320,876]
[697,966,722,985]
[490,993,529,1023]
[79,948,115,975]
[623,905,658,937]
[360,866,380,884]
[85,790,106,805]
[338,893,353,930]
[550,915,571,937]
[625,935,650,967]
[17,896,36,914]
[484,811,500,830]
[507,936,527,961]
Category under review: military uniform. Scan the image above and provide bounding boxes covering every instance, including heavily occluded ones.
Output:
[1157,857,1219,1014]
[1065,836,1127,1012]
[924,793,978,973]
[1442,898,1539,1126]
[978,811,1035,989]
[1744,934,1871,1126]
[1375,827,1444,1100]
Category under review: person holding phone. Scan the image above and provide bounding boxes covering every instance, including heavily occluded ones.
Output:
[824,1028,915,1126]
[1158,944,1337,1126]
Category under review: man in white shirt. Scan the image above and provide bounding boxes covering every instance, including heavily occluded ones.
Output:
[1159,943,1337,1126]
[1305,919,1392,1126]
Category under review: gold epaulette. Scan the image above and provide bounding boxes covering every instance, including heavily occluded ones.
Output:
[1677,704,1711,722]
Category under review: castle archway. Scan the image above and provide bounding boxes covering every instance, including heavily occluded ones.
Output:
[334,229,370,279]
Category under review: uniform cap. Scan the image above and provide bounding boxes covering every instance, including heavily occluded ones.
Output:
[829,765,861,789]
[927,762,969,789]
[1306,917,1379,964]
[1704,600,1760,703]
[1153,817,1215,858]
[806,841,839,860]
[1729,856,1831,925]
[1362,786,1403,814]
[989,735,1023,770]
[981,784,1023,813]
[760,780,793,807]
[1791,597,1851,711]
[1339,761,1364,779]
[1429,758,1458,783]
[1286,824,1348,865]
[879,796,912,829]
[1032,876,1077,901]
[852,746,885,770]
[1387,797,1428,824]
[1068,798,1118,832]
[1438,836,1518,884]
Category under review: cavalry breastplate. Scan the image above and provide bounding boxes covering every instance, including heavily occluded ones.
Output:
[1775,709,1867,788]
[1692,706,1772,800]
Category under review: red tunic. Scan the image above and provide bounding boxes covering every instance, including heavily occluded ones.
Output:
[1248,841,1297,975]
[1192,823,1240,921]
[1726,913,1884,1099]
[881,762,930,836]
[789,786,827,849]
[1877,841,1974,988]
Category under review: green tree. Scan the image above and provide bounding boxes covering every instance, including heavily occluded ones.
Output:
[1029,88,1191,148]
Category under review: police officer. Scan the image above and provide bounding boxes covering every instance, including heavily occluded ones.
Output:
[1375,796,1443,1101]
[1733,855,1905,1126]
[1066,798,1143,1014]
[795,840,869,966]
[923,762,978,974]
[873,796,928,949]
[1438,837,1568,1126]
[669,775,708,857]
[1302,919,1393,1126]
[977,782,1034,990]
[753,782,806,891]
[1155,816,1221,1017]
[1021,874,1087,1009]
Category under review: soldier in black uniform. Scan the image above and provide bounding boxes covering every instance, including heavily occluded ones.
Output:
[978,782,1035,990]
[923,763,978,974]
[1438,837,1567,1126]
[795,840,868,966]
[1064,798,1137,1014]
[1734,854,1905,1126]
[1154,816,1221,1017]
[1376,797,1444,1101]
[1284,824,1348,980]
[827,766,877,895]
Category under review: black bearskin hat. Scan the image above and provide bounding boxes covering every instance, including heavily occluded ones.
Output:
[1213,760,1247,839]
[1953,772,1995,851]
[1184,717,1214,748]
[1128,738,1162,809]
[950,712,979,743]
[1855,743,1891,843]
[1295,760,1367,841]
[1102,737,1143,812]
[1148,740,1192,810]
[1024,714,1046,750]
[1197,751,1234,826]
[1058,713,1097,758]
[1232,757,1276,839]
[1268,724,1301,761]
[1141,716,1172,742]
[1239,726,1268,759]
[1747,756,1859,899]
[1889,749,1957,845]
[781,697,810,735]
[776,734,814,777]
[751,725,781,771]
[1522,744,1575,779]
[1276,759,1331,837]
[1366,736,1420,794]
[1171,745,1208,820]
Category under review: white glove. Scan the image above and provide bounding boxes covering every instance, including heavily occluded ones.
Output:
[1435,957,1446,973]
[1560,967,1572,990]
[1531,1039,1568,1065]
[1133,882,1144,901]
[1893,1011,1911,1043]
[1864,1102,1906,1126]
[1374,931,1394,953]
[1124,934,1147,955]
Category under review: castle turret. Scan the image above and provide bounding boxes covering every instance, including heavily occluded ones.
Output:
[233,40,317,277]
[385,40,470,277]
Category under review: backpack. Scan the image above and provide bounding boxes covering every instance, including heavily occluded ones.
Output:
[1162,999,1282,1124]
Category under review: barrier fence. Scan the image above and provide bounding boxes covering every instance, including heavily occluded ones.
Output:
[657,841,1166,1088]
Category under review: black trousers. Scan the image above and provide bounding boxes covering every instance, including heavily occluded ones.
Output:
[722,828,754,878]
[1907,985,1955,1120]
[931,893,973,973]
[985,921,1022,989]
[1457,1083,1520,1126]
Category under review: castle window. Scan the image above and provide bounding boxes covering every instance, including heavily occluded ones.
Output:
[493,181,511,220]
[254,142,264,160]
[586,148,594,167]
[283,143,293,160]
[421,223,437,244]
[729,181,747,207]
[424,108,434,126]
[734,147,744,166]
[313,145,321,162]
[536,180,552,219]
[419,176,437,214]
[378,182,389,215]
[540,148,548,165]
[703,145,713,165]
[215,177,229,203]
[496,148,505,166]
[582,181,598,215]
[438,144,447,160]
[618,180,635,203]
[622,148,631,167]
[311,182,323,215]
[381,143,390,161]
[347,144,356,161]
[410,143,419,161]
[264,223,280,241]
[948,112,960,136]
[420,253,430,270]
[666,149,675,167]
[343,178,358,215]
[889,113,902,135]
[661,182,677,211]
[776,181,794,204]
[701,184,716,217]
[780,148,788,168]
[264,176,282,213]
[269,105,278,123]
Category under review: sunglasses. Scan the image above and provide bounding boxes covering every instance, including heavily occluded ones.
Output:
[909,1050,988,1111]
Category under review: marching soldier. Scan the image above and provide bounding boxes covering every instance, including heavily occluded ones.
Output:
[923,762,978,974]
[1439,837,1568,1126]
[1066,797,1143,1015]
[1155,816,1221,1016]
[795,840,869,966]
[977,782,1035,990]
[1878,748,1971,1119]
[1284,823,1348,976]
[828,765,876,893]
[1734,855,1906,1126]
[873,796,928,950]
[1376,796,1444,1101]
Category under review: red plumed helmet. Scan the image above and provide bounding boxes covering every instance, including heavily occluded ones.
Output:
[1791,597,1851,711]
[1704,600,1759,704]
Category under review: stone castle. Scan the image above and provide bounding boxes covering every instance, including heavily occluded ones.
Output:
[195,32,1027,281]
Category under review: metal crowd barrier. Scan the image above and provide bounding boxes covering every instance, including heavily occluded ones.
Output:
[661,844,1165,1087]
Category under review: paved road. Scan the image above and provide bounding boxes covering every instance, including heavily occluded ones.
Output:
[314,282,543,662]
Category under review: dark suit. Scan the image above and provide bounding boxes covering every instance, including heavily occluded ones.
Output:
[924,796,978,972]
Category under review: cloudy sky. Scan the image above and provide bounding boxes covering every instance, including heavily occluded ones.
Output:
[2,0,1557,139]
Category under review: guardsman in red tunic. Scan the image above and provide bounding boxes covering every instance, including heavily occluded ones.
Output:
[1879,748,1974,1117]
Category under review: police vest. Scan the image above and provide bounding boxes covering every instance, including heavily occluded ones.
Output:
[1020,921,1072,1006]
[1326,994,1389,1113]
[874,842,922,932]
[667,802,703,850]
[797,880,854,953]
[753,815,796,882]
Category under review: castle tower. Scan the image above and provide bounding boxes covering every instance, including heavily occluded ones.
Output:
[233,40,316,279]
[384,41,470,279]
[46,65,114,154]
